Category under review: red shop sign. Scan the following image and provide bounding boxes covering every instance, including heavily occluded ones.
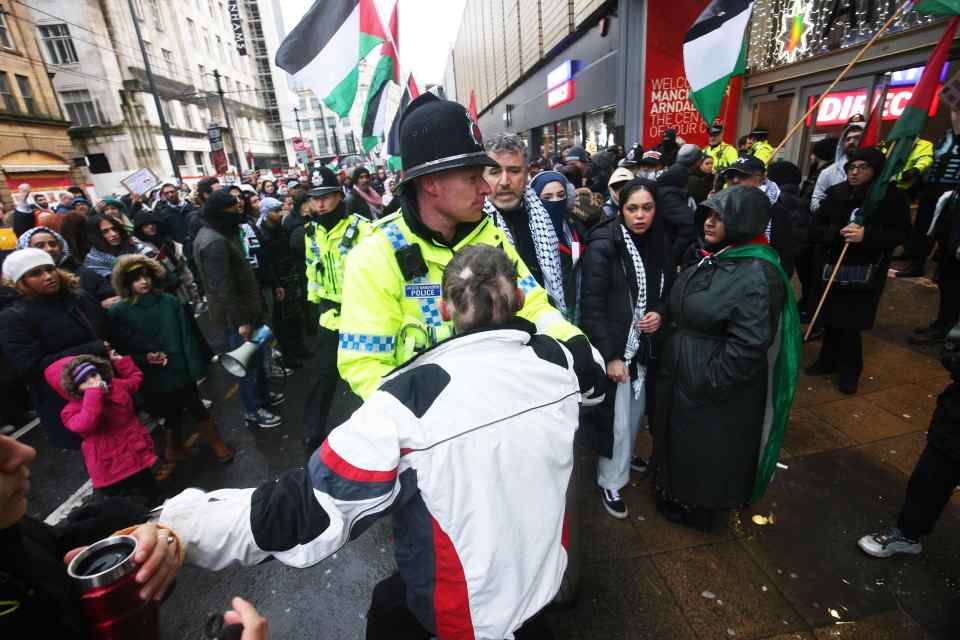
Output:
[811,86,941,127]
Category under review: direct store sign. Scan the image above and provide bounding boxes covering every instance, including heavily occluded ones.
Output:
[812,85,941,126]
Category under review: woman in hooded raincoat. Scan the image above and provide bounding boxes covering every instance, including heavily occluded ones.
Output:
[653,185,798,531]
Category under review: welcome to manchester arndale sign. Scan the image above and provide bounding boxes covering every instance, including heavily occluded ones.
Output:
[747,0,943,73]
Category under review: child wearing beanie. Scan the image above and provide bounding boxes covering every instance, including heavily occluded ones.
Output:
[44,350,159,506]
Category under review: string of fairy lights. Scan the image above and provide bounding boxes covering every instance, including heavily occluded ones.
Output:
[746,0,942,73]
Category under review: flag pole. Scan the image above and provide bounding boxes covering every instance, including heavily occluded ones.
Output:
[804,138,900,340]
[768,0,912,160]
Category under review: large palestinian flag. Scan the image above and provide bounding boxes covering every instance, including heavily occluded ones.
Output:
[361,2,399,153]
[276,0,386,118]
[683,0,753,125]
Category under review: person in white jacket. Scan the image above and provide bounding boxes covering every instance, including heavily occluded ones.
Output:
[158,244,605,640]
[810,122,865,212]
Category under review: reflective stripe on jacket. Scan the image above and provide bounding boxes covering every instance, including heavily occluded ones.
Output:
[336,208,582,399]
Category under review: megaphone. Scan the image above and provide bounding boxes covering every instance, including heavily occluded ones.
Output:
[220,325,274,377]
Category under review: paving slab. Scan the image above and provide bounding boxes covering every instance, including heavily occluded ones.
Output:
[651,541,808,640]
[810,609,923,639]
[740,448,960,632]
[782,409,856,459]
[858,385,938,425]
[853,432,929,478]
[806,397,921,444]
[548,557,697,640]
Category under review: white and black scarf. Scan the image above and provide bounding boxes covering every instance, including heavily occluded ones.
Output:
[484,188,566,315]
[621,224,664,398]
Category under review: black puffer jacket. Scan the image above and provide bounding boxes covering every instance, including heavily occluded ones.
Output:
[653,186,786,509]
[809,182,909,330]
[0,287,109,448]
[656,166,697,263]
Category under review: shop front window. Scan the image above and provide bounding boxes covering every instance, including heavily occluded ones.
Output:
[540,124,556,162]
[585,106,616,154]
[556,117,582,156]
[751,97,792,148]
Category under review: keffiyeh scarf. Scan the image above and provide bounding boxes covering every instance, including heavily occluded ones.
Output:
[484,187,566,316]
[621,224,664,398]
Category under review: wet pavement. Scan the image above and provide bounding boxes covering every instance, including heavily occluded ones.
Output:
[18,273,960,639]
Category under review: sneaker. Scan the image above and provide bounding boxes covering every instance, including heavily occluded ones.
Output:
[265,391,286,408]
[858,527,922,558]
[267,364,294,379]
[630,456,649,473]
[245,408,283,429]
[600,488,628,519]
[908,330,948,346]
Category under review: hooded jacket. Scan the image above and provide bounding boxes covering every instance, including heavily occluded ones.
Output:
[811,123,865,212]
[654,186,787,509]
[16,226,114,301]
[44,354,155,488]
[656,165,697,263]
[192,192,264,329]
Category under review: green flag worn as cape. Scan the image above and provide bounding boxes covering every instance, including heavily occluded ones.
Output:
[717,243,801,501]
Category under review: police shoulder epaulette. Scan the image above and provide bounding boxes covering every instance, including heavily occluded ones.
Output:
[372,211,402,230]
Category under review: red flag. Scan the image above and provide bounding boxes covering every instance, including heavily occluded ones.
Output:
[861,79,887,148]
[408,74,420,99]
[468,90,479,123]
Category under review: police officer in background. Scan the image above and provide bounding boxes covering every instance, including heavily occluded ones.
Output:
[747,126,775,166]
[704,124,739,174]
[300,168,372,449]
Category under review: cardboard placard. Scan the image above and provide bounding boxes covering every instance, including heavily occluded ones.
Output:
[120,167,161,195]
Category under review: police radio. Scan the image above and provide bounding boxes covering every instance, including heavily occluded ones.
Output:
[395,244,428,281]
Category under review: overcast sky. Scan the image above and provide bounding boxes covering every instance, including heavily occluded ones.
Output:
[279,0,467,86]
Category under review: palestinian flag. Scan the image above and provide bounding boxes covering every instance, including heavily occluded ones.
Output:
[385,74,420,166]
[861,16,960,222]
[362,3,399,153]
[913,0,960,15]
[683,0,753,125]
[276,0,386,118]
[860,77,887,148]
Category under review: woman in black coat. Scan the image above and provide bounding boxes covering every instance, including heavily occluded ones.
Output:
[581,179,673,519]
[653,186,788,531]
[807,147,910,394]
[0,249,110,449]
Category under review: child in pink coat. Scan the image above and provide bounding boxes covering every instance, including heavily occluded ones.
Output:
[44,351,159,505]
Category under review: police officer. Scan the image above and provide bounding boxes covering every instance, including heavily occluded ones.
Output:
[301,167,372,448]
[747,126,775,166]
[704,124,739,173]
[337,93,599,401]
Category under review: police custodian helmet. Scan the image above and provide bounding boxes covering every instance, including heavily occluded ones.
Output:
[396,93,497,191]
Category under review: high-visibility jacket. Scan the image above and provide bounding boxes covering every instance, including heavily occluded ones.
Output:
[705,141,739,172]
[750,140,774,166]
[304,213,372,331]
[337,207,582,399]
[895,138,934,189]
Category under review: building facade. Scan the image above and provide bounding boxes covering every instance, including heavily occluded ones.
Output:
[741,1,957,166]
[0,0,82,208]
[25,0,282,195]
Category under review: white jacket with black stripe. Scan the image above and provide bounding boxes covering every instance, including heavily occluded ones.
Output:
[159,320,603,639]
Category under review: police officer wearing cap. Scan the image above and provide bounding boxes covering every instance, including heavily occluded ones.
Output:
[337,93,602,401]
[299,167,372,448]
[705,124,738,173]
[747,127,775,167]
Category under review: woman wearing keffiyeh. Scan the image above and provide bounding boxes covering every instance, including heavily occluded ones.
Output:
[580,179,674,519]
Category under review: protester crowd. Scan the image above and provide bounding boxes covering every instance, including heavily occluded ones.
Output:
[1,93,959,639]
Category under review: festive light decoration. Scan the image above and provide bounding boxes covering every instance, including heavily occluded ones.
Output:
[747,0,941,72]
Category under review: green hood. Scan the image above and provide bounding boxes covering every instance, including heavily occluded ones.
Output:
[695,185,771,246]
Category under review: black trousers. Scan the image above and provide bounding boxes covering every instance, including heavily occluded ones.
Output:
[818,327,864,381]
[144,385,211,441]
[95,468,159,509]
[365,573,555,640]
[794,247,818,315]
[303,326,342,442]
[906,186,948,271]
[897,443,960,540]
[934,276,960,329]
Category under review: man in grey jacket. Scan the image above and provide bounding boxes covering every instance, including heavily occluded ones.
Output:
[810,122,864,212]
[193,189,284,429]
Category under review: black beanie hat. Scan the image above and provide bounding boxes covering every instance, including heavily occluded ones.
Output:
[202,189,241,227]
[845,146,886,175]
[766,160,802,187]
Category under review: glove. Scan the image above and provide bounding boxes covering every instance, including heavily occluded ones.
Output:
[562,334,607,407]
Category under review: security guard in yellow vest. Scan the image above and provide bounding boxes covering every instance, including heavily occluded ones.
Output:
[748,127,775,166]
[337,93,604,401]
[705,124,739,173]
[300,167,372,448]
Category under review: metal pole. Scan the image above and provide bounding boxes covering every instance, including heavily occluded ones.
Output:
[126,0,181,182]
[293,107,304,138]
[213,68,246,172]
